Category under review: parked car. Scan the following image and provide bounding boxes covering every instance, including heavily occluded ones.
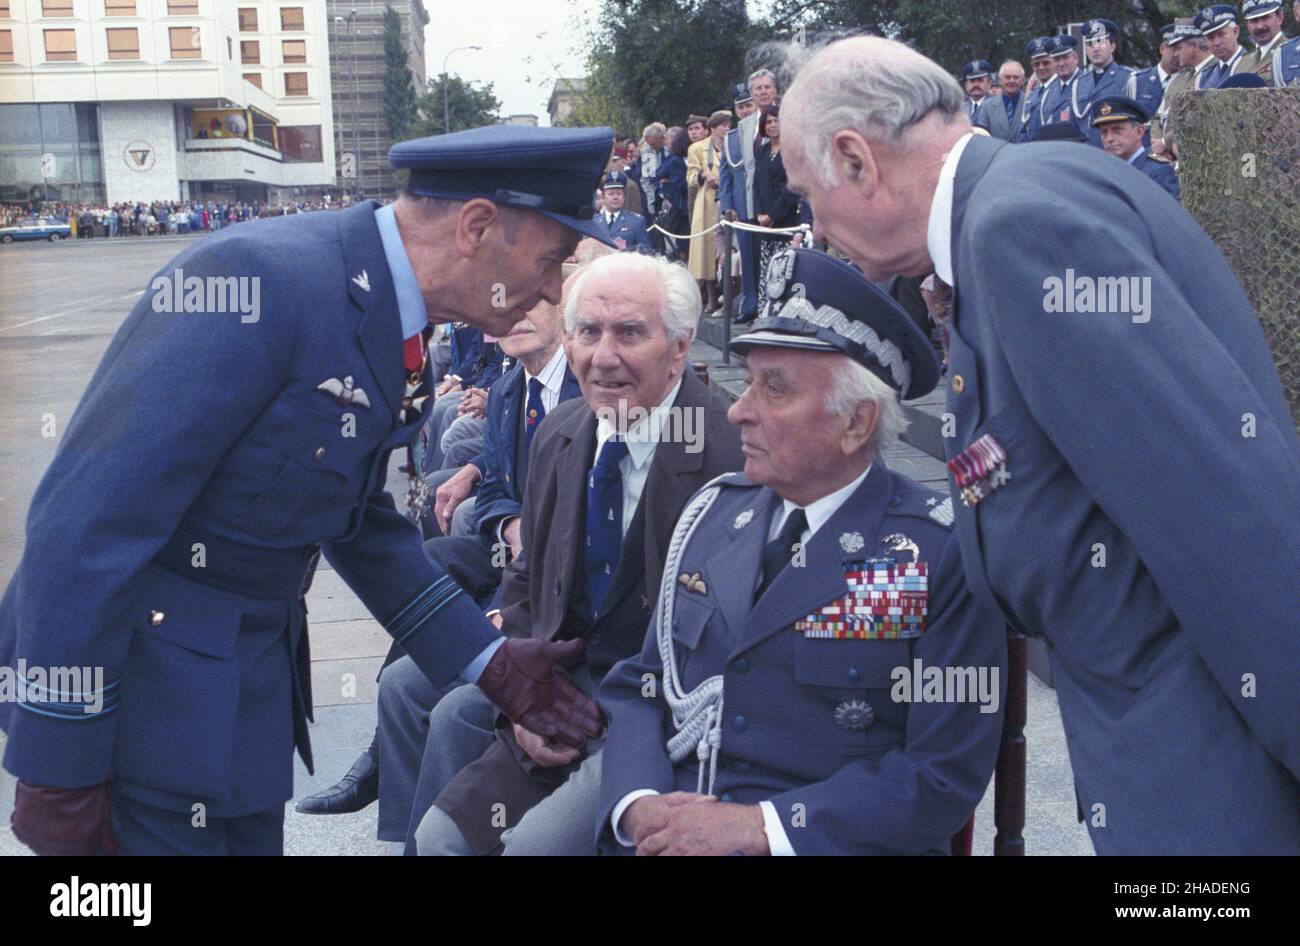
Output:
[0,216,72,243]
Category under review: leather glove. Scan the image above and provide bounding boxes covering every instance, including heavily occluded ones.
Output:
[477,639,604,749]
[11,779,117,856]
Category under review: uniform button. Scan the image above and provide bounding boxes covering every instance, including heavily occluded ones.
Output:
[951,374,965,394]
[733,658,750,673]
[149,610,165,626]
[734,760,752,774]
[888,497,901,507]
[732,715,748,733]
[553,579,562,596]
[847,666,860,683]
[314,447,327,461]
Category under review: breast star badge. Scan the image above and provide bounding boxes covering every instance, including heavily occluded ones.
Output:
[834,699,874,732]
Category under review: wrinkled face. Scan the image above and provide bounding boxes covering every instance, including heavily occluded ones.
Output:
[462,210,580,337]
[1000,64,1025,95]
[1247,11,1283,44]
[735,99,758,120]
[1032,57,1054,81]
[499,296,563,363]
[965,75,990,99]
[1085,36,1115,66]
[1053,52,1078,78]
[1208,24,1240,59]
[565,268,690,421]
[728,348,862,498]
[1098,120,1144,159]
[687,121,706,142]
[602,186,624,211]
[750,75,778,107]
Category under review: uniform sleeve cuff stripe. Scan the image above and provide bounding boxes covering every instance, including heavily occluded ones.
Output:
[17,700,119,721]
[393,584,466,647]
[385,575,456,630]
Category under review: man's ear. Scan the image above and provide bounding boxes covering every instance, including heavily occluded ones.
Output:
[831,130,879,197]
[455,198,500,258]
[841,399,879,456]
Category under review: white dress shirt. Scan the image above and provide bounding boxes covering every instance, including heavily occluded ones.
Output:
[613,465,873,856]
[528,344,567,415]
[924,131,976,289]
[594,378,682,537]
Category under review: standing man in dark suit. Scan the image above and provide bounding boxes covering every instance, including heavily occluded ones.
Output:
[0,125,608,856]
[782,35,1299,854]
[413,252,745,855]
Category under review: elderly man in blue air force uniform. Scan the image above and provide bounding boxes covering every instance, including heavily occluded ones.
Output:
[597,247,1007,856]
[0,124,613,856]
[779,35,1300,854]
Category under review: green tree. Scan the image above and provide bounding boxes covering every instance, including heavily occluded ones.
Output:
[415,74,503,136]
[382,5,419,140]
[572,0,759,134]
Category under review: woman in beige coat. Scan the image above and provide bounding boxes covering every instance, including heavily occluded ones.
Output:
[686,110,732,314]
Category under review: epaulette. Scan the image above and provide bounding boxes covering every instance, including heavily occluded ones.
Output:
[889,485,955,529]
[1148,153,1174,165]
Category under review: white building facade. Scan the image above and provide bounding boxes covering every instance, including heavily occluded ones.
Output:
[0,0,336,205]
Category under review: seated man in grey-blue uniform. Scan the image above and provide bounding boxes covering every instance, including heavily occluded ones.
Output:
[598,248,1007,856]
[1091,95,1181,200]
[0,125,610,856]
[781,35,1300,854]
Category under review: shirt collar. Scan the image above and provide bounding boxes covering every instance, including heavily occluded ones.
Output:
[526,344,567,394]
[776,465,873,541]
[1127,145,1146,165]
[595,377,684,471]
[375,202,429,341]
[1157,63,1172,83]
[1194,53,1218,73]
[925,131,975,288]
[1258,33,1284,56]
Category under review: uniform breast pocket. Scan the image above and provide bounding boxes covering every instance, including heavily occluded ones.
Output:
[112,565,245,801]
[670,594,714,687]
[237,396,373,537]
[793,637,909,755]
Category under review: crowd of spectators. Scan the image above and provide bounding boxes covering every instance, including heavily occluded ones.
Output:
[1,197,344,237]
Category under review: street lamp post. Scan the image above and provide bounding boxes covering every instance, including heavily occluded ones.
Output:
[333,10,360,197]
[442,45,482,134]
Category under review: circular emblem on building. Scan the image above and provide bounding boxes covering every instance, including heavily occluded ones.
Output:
[123,141,156,172]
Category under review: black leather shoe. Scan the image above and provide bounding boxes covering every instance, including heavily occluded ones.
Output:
[295,739,379,815]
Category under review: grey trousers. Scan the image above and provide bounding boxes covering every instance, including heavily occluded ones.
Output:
[418,467,478,540]
[440,415,486,470]
[413,683,605,856]
[375,656,495,853]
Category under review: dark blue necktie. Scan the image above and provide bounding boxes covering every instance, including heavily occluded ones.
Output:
[585,438,629,617]
[756,508,808,603]
[525,377,545,447]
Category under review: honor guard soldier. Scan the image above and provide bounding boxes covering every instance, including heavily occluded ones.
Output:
[1073,19,1136,146]
[594,171,653,253]
[1041,35,1083,130]
[1151,19,1210,158]
[0,125,611,856]
[1016,36,1057,142]
[1091,95,1181,199]
[1127,24,1180,126]
[597,247,1007,856]
[1198,5,1248,85]
[1236,0,1289,78]
[1274,29,1300,84]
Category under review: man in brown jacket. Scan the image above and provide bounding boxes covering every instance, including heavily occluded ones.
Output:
[414,251,744,855]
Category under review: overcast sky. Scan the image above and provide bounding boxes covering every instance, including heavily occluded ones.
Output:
[421,0,775,123]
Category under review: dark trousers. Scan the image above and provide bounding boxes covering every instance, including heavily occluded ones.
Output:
[109,785,283,855]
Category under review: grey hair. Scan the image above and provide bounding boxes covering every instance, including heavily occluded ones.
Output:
[825,357,908,457]
[564,252,700,342]
[747,67,777,90]
[782,36,967,188]
[642,122,666,140]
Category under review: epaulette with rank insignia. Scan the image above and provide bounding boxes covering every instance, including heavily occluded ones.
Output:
[887,486,955,529]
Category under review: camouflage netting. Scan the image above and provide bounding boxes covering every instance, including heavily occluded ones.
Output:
[1171,88,1300,429]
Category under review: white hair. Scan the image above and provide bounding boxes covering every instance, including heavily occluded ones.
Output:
[825,356,908,457]
[747,67,777,90]
[782,36,967,188]
[564,252,700,342]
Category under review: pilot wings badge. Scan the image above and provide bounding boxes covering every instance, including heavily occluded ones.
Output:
[317,375,372,409]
